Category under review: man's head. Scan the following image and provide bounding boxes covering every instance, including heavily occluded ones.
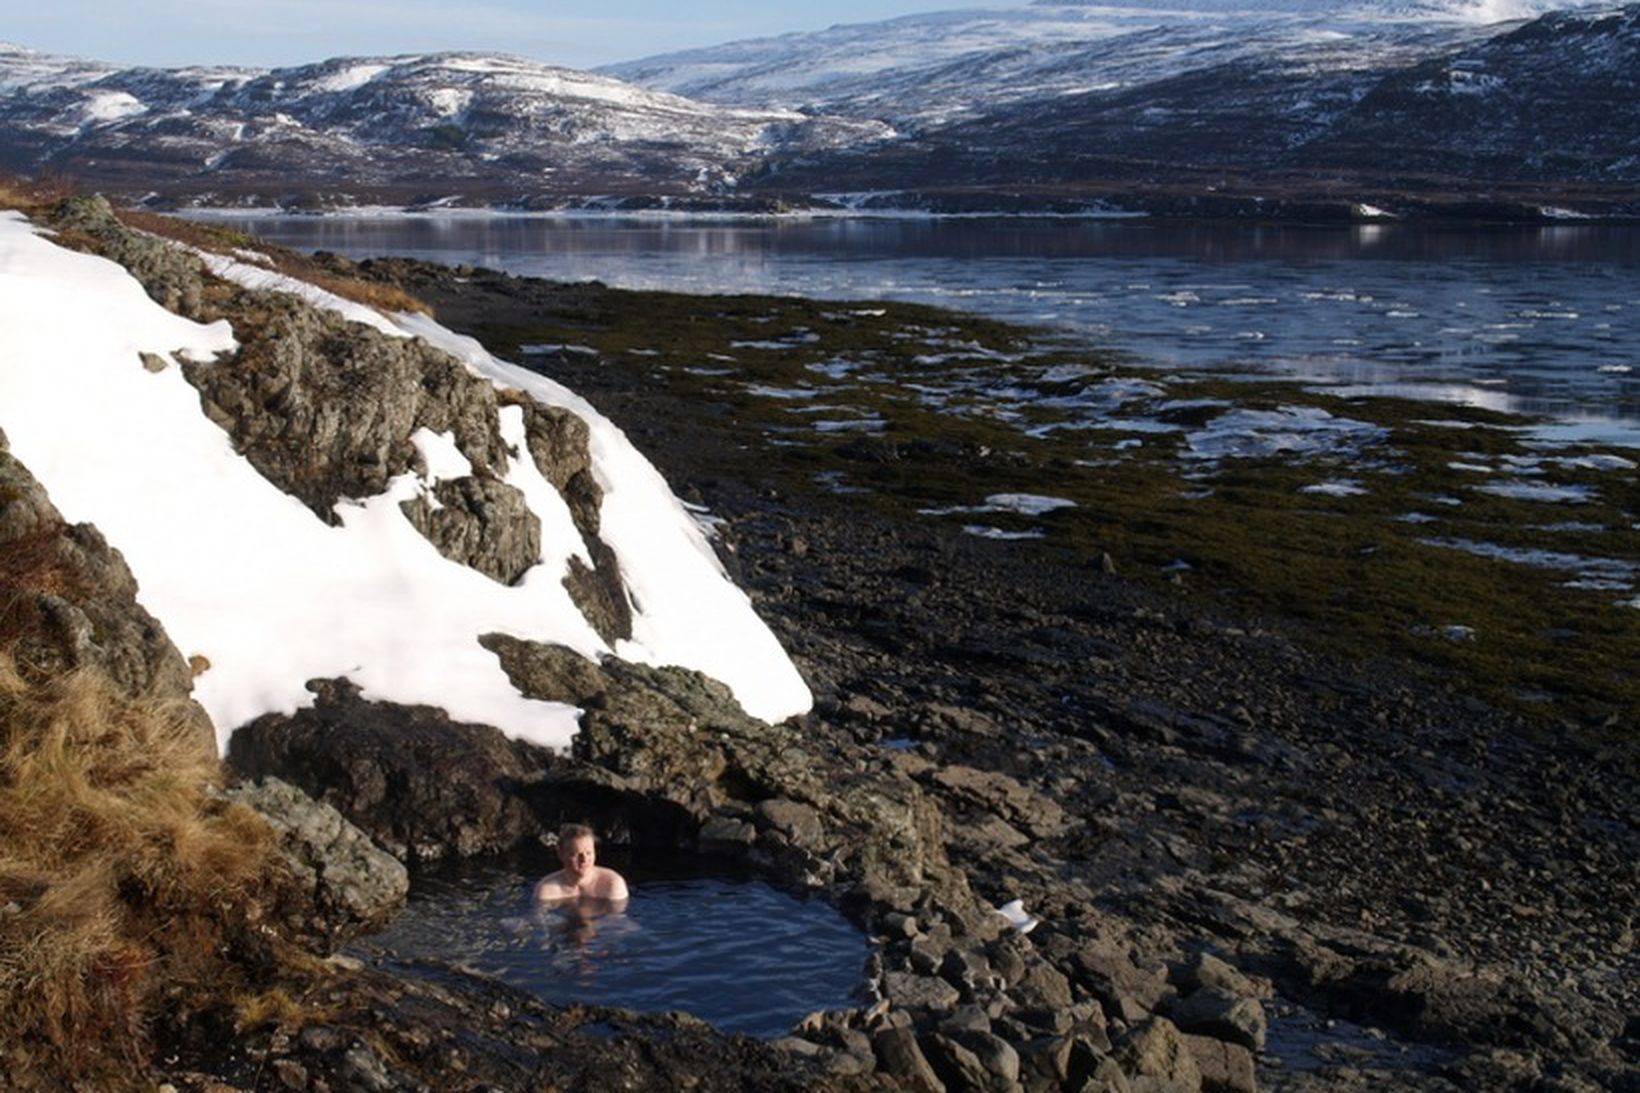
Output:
[557,823,597,879]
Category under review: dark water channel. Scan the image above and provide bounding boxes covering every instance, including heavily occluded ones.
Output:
[359,849,870,1038]
[199,213,1640,445]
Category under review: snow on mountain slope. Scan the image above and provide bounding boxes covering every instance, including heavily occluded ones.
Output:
[0,210,812,750]
[603,0,1616,125]
[0,45,891,200]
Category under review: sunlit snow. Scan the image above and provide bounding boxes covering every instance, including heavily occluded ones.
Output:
[0,213,811,752]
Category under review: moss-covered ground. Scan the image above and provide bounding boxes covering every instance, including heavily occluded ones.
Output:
[393,268,1638,727]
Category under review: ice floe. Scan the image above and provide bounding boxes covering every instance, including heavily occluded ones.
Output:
[1183,406,1387,462]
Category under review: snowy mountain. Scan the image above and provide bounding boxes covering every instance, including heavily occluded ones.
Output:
[0,44,891,205]
[0,197,812,749]
[0,2,1635,210]
[601,0,1615,126]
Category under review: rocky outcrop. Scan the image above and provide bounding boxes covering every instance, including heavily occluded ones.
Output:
[226,775,409,947]
[46,195,631,625]
[0,431,207,735]
[226,678,555,862]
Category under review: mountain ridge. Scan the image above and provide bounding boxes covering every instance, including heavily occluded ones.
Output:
[1,3,1636,215]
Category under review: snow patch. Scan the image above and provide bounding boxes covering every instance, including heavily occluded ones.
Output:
[0,212,809,755]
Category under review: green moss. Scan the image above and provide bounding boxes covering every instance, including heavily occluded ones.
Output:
[469,283,1638,726]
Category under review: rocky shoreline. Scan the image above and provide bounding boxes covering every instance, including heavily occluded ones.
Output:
[6,199,1628,1090]
[156,257,1635,1091]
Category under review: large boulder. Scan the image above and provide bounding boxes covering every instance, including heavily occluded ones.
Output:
[226,776,409,947]
[226,678,554,861]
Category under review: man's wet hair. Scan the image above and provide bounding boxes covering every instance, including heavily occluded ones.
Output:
[559,822,596,845]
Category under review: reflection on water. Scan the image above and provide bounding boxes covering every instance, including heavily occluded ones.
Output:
[360,850,869,1038]
[200,214,1640,443]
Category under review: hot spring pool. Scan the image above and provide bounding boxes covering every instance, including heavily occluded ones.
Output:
[359,851,871,1038]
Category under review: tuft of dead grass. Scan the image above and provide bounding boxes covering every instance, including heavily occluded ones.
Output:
[0,651,285,1087]
[0,174,77,215]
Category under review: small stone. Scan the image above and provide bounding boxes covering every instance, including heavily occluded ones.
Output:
[755,797,826,850]
[873,1026,947,1092]
[1114,1017,1202,1093]
[773,1036,823,1057]
[884,971,963,1013]
[924,1033,990,1092]
[1183,1034,1255,1093]
[1168,987,1266,1052]
[272,1059,309,1090]
[884,912,920,939]
[698,815,757,848]
[952,1030,1021,1087]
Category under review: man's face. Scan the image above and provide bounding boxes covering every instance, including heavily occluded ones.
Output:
[559,835,596,879]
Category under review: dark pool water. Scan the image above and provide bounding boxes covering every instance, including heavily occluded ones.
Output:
[360,851,870,1038]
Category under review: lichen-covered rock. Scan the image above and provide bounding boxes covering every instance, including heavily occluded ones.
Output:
[45,197,631,631]
[226,678,553,861]
[226,776,408,946]
[399,474,540,586]
[480,634,610,705]
[570,657,957,894]
[50,194,205,316]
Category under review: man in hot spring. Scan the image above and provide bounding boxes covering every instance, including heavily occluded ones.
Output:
[534,823,630,904]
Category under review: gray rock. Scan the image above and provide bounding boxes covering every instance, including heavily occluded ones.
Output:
[924,1033,994,1092]
[756,797,827,851]
[1168,988,1266,1053]
[1114,1017,1203,1093]
[1181,1034,1255,1093]
[873,1026,947,1092]
[227,679,552,861]
[885,971,964,1013]
[951,1030,1022,1088]
[399,474,540,586]
[226,776,408,945]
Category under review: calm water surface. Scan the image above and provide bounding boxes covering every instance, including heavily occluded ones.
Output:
[208,215,1640,444]
[361,851,869,1038]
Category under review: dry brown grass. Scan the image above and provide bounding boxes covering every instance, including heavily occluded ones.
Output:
[0,174,77,215]
[113,207,432,316]
[0,651,285,1086]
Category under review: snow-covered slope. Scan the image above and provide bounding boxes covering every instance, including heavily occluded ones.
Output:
[603,0,1616,127]
[0,44,891,202]
[0,208,812,750]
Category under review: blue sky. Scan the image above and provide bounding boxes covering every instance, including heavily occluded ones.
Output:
[8,0,1000,70]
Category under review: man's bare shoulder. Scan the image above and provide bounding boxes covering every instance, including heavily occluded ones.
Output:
[592,867,629,901]
[533,871,576,902]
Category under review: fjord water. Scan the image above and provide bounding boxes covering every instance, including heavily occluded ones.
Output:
[214,215,1640,444]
